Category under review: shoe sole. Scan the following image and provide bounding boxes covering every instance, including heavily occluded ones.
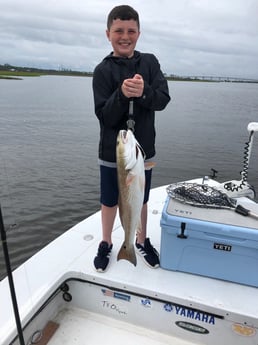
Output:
[95,267,106,273]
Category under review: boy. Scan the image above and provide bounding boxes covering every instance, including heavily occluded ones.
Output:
[92,5,170,272]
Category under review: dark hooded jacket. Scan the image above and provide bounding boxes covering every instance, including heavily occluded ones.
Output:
[92,50,171,163]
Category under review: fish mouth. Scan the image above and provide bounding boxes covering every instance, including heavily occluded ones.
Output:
[120,129,128,143]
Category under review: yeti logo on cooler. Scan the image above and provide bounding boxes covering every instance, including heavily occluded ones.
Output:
[213,243,232,252]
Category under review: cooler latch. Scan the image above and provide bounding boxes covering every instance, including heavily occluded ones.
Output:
[177,222,188,239]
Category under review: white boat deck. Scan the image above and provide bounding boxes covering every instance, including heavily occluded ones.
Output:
[49,307,193,345]
[0,180,258,345]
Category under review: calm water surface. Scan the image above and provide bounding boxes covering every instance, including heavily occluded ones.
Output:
[0,76,258,279]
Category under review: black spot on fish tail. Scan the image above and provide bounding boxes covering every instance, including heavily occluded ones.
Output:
[117,242,137,266]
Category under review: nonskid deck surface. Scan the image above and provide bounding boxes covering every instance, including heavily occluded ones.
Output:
[48,307,194,345]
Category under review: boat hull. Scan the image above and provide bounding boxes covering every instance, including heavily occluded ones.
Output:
[11,278,258,345]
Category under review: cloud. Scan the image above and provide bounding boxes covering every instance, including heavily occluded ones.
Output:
[0,0,258,78]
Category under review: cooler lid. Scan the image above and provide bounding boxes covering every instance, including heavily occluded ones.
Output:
[165,197,258,231]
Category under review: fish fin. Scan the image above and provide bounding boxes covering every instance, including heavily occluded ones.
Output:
[117,242,137,266]
[126,172,136,186]
[136,221,142,234]
[125,156,137,170]
[144,161,156,170]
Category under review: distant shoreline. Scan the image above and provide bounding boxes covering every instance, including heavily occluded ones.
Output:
[1,65,258,83]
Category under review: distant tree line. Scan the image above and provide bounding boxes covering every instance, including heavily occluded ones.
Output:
[1,63,257,83]
[0,63,93,77]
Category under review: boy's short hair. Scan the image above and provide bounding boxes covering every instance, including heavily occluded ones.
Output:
[107,5,140,30]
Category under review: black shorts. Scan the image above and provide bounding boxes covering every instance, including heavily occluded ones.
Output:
[100,165,152,207]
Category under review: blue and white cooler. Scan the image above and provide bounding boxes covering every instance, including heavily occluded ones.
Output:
[160,192,258,287]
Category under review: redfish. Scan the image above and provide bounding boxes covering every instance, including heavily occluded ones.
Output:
[116,129,145,266]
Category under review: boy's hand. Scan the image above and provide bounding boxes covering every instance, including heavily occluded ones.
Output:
[121,74,144,98]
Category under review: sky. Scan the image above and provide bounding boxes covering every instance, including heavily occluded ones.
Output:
[1,0,258,79]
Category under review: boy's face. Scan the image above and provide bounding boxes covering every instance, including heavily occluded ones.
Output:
[106,19,140,58]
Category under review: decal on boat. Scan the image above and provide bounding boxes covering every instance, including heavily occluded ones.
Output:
[163,303,216,325]
[140,298,152,308]
[101,288,131,302]
[164,303,173,312]
[175,321,209,334]
[232,323,256,337]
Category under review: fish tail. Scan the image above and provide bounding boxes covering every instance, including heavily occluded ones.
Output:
[117,242,137,266]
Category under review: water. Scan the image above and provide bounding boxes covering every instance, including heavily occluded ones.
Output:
[0,76,258,279]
